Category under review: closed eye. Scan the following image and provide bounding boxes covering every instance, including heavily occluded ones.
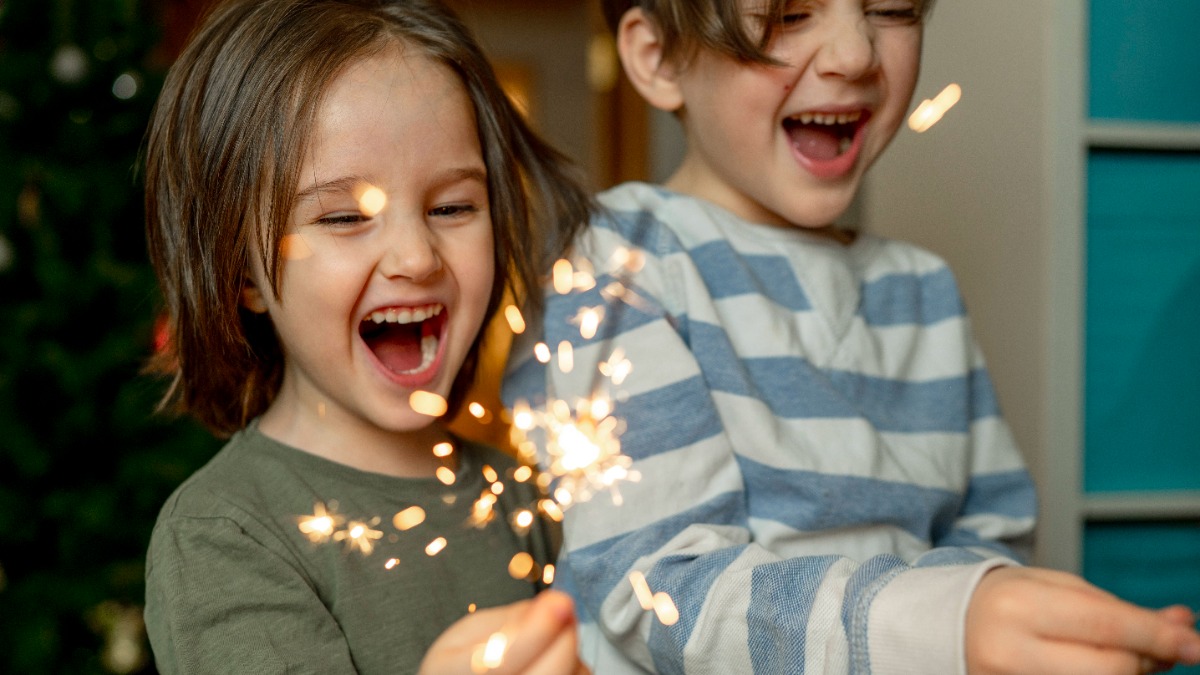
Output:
[429,204,481,219]
[315,212,369,227]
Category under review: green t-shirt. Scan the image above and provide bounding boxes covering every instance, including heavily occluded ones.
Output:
[144,421,559,674]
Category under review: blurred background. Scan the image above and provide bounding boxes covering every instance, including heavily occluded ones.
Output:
[1,0,1197,672]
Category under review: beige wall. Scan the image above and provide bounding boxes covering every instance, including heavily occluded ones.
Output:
[863,1,1054,513]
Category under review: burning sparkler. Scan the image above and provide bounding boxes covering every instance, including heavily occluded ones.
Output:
[506,247,648,509]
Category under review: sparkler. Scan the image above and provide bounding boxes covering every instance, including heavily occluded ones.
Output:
[507,246,648,509]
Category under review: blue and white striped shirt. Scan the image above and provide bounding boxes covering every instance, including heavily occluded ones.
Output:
[504,182,1037,674]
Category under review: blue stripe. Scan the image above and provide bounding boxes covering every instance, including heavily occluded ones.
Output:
[543,274,665,348]
[690,321,1000,432]
[860,268,965,327]
[565,492,748,617]
[824,367,1000,433]
[690,240,812,311]
[617,376,726,461]
[961,470,1038,520]
[647,546,748,674]
[736,455,961,543]
[747,555,840,674]
[592,205,685,258]
[843,555,908,675]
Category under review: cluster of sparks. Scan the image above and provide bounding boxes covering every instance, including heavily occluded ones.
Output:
[504,250,646,508]
[292,241,674,670]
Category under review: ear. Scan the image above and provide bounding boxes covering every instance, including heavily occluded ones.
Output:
[240,277,269,314]
[615,7,684,113]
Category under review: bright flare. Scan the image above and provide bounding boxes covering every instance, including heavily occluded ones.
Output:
[410,391,448,417]
[356,185,388,216]
[392,506,426,531]
[908,83,962,133]
[504,305,526,334]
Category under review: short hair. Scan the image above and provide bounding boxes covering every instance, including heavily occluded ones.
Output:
[144,0,591,437]
[602,0,935,66]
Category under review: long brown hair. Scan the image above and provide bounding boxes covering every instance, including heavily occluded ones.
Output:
[143,0,591,436]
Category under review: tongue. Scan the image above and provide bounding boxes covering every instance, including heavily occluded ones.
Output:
[368,324,424,373]
[789,125,843,161]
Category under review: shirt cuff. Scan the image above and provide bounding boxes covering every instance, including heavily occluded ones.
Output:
[865,558,1015,675]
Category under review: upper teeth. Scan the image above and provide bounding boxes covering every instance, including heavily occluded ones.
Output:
[793,111,862,125]
[367,303,444,324]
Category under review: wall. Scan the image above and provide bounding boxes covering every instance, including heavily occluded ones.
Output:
[861,0,1055,561]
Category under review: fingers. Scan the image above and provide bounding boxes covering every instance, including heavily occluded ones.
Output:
[1157,605,1197,627]
[519,617,583,675]
[1039,593,1200,665]
[493,590,578,674]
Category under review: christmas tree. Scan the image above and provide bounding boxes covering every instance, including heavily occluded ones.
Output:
[0,1,219,672]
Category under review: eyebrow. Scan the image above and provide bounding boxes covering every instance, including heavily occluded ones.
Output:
[293,167,488,203]
[294,175,371,203]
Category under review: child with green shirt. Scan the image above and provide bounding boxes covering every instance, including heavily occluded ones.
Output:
[141,0,592,672]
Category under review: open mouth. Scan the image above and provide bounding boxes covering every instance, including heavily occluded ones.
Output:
[359,303,446,376]
[783,110,866,161]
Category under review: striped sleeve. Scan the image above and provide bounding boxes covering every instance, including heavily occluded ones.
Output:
[503,184,1036,674]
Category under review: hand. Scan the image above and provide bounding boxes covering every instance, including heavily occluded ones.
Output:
[418,590,590,675]
[966,566,1200,675]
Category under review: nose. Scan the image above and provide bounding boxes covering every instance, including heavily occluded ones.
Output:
[378,217,443,283]
[813,14,879,80]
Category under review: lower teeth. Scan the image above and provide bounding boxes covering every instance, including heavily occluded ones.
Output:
[397,335,438,374]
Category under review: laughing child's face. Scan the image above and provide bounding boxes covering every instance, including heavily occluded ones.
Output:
[242,44,494,454]
[666,0,924,230]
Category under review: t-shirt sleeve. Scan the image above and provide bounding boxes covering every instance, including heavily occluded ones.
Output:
[144,514,358,674]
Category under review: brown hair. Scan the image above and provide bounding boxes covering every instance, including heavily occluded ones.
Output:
[144,0,591,437]
[602,0,935,66]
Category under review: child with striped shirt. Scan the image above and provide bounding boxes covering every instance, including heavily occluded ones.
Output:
[504,0,1200,672]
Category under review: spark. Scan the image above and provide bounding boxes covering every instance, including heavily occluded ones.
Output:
[436,466,456,485]
[557,341,574,373]
[653,592,680,625]
[629,571,655,610]
[482,465,499,483]
[508,552,535,580]
[410,391,448,417]
[425,537,448,556]
[333,519,384,555]
[553,259,575,295]
[474,631,509,672]
[356,184,388,217]
[504,305,526,334]
[468,402,488,419]
[538,499,564,522]
[467,492,498,528]
[490,482,504,496]
[511,401,534,431]
[513,510,534,529]
[468,603,477,613]
[908,83,962,133]
[392,506,426,531]
[572,307,604,340]
[543,564,556,584]
[513,465,533,482]
[533,342,552,364]
[599,348,633,386]
[297,502,343,544]
[509,396,639,507]
[433,442,454,458]
[385,558,400,570]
